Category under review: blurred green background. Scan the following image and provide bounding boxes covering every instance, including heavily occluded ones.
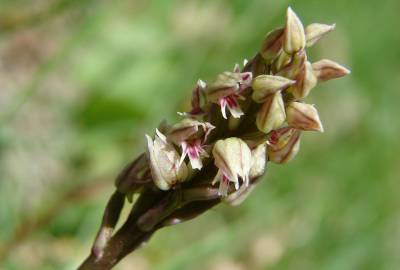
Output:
[0,0,399,269]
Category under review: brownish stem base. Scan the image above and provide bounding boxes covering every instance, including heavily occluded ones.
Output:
[78,224,154,270]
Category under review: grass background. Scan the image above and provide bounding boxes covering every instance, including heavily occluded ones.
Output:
[0,0,399,269]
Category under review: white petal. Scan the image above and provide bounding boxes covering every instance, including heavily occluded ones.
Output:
[228,104,244,118]
[155,129,167,143]
[189,155,203,170]
[221,102,228,119]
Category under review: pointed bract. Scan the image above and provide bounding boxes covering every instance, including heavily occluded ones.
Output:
[305,23,336,47]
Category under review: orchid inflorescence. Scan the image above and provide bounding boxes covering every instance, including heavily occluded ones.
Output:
[143,7,349,197]
[80,7,350,269]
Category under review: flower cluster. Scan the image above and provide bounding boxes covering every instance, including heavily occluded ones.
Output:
[142,7,350,198]
[85,8,351,267]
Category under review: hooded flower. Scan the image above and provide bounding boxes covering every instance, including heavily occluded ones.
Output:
[146,129,188,190]
[206,70,252,119]
[212,138,252,196]
[167,118,215,170]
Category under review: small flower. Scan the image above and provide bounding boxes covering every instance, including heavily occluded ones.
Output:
[267,127,301,164]
[252,75,296,103]
[286,102,324,132]
[283,7,306,54]
[167,118,215,170]
[312,59,351,81]
[212,138,252,196]
[206,71,252,119]
[146,129,188,191]
[256,92,286,134]
[305,23,336,47]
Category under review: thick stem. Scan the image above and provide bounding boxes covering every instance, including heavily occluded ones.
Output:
[78,224,154,270]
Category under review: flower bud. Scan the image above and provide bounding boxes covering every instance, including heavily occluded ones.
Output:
[312,59,351,81]
[289,61,318,99]
[284,7,306,54]
[286,102,324,132]
[252,75,295,103]
[256,92,286,134]
[212,138,252,196]
[146,129,188,190]
[305,23,336,47]
[260,27,284,62]
[268,127,301,164]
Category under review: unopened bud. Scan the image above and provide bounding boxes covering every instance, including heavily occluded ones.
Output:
[289,61,318,99]
[268,128,301,164]
[305,23,336,47]
[260,27,284,62]
[256,92,286,134]
[286,102,324,132]
[284,7,306,54]
[312,59,351,81]
[252,75,295,103]
[146,130,188,190]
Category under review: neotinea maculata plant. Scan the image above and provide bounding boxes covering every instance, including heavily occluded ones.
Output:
[78,7,350,270]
